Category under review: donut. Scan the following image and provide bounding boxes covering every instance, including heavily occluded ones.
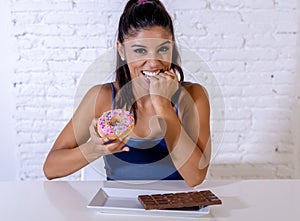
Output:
[97,109,135,140]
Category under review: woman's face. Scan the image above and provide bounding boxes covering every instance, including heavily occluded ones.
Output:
[118,26,174,87]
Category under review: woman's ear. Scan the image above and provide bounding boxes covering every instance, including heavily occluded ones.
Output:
[117,41,125,61]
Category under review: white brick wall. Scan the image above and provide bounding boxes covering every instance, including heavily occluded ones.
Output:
[8,0,300,180]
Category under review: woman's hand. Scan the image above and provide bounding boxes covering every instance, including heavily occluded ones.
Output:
[149,69,179,105]
[79,119,130,162]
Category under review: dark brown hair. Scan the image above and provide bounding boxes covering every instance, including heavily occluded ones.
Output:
[115,0,184,115]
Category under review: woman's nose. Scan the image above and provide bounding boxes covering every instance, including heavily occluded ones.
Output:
[145,58,160,67]
[144,51,162,64]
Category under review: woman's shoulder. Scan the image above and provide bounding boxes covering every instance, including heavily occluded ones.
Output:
[82,82,117,117]
[181,81,208,98]
[85,82,116,97]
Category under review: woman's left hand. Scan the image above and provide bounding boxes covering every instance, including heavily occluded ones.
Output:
[149,69,179,104]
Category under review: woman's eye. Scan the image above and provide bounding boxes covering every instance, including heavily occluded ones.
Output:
[158,46,170,53]
[134,48,147,54]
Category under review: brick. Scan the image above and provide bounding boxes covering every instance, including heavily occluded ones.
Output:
[215,132,239,143]
[225,108,252,120]
[211,48,278,61]
[217,143,240,153]
[47,60,90,73]
[215,71,297,86]
[73,1,107,12]
[16,35,42,49]
[242,85,278,96]
[242,152,292,164]
[75,24,106,36]
[28,120,67,134]
[18,49,76,62]
[278,47,297,59]
[171,0,207,10]
[43,36,107,48]
[245,34,298,48]
[275,0,298,9]
[98,0,125,11]
[46,108,73,120]
[252,108,293,120]
[210,0,243,10]
[206,22,250,35]
[11,1,72,12]
[179,34,244,49]
[207,61,245,72]
[214,72,273,86]
[213,153,242,164]
[208,164,277,179]
[241,143,293,154]
[44,12,90,25]
[19,84,45,96]
[46,84,76,97]
[14,24,75,36]
[219,85,243,97]
[246,59,296,72]
[176,10,242,25]
[225,120,251,132]
[241,10,297,24]
[242,0,275,9]
[18,49,46,61]
[15,107,46,121]
[271,71,298,84]
[276,22,298,34]
[15,96,45,108]
[77,49,100,61]
[276,165,295,178]
[247,132,294,147]
[20,143,50,152]
[252,119,292,133]
[88,11,109,25]
[248,23,276,35]
[17,131,47,143]
[11,12,42,24]
[15,38,34,49]
[45,97,74,109]
[226,96,293,109]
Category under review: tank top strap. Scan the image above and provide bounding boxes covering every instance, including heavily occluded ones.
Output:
[175,81,185,117]
[175,103,179,116]
[110,82,115,109]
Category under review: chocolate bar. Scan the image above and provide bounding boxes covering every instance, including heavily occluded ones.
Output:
[138,190,222,210]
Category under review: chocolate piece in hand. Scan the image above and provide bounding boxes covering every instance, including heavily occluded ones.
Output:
[138,190,222,210]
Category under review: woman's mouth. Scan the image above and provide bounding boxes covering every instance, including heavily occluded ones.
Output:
[141,69,163,78]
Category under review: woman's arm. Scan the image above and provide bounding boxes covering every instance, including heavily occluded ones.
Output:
[43,121,89,180]
[43,84,128,180]
[151,79,211,187]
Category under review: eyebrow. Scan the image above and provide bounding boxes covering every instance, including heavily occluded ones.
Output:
[131,40,172,48]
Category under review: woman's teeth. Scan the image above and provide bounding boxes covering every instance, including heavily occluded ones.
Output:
[142,70,162,77]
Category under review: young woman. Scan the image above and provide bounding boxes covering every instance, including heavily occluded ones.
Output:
[43,0,211,187]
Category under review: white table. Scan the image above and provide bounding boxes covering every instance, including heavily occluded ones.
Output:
[0,180,299,220]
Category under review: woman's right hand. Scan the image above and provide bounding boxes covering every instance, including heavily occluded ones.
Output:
[79,119,130,162]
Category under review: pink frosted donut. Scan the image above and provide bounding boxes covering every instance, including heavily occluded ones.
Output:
[97,109,135,140]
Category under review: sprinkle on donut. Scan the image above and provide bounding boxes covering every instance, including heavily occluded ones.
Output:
[97,109,135,140]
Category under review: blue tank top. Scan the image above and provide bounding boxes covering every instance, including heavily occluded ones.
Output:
[103,82,184,180]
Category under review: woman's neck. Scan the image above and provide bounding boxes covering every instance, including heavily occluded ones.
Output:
[135,95,154,110]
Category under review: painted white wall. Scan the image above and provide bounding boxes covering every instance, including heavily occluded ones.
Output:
[0,0,18,180]
[4,0,300,180]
